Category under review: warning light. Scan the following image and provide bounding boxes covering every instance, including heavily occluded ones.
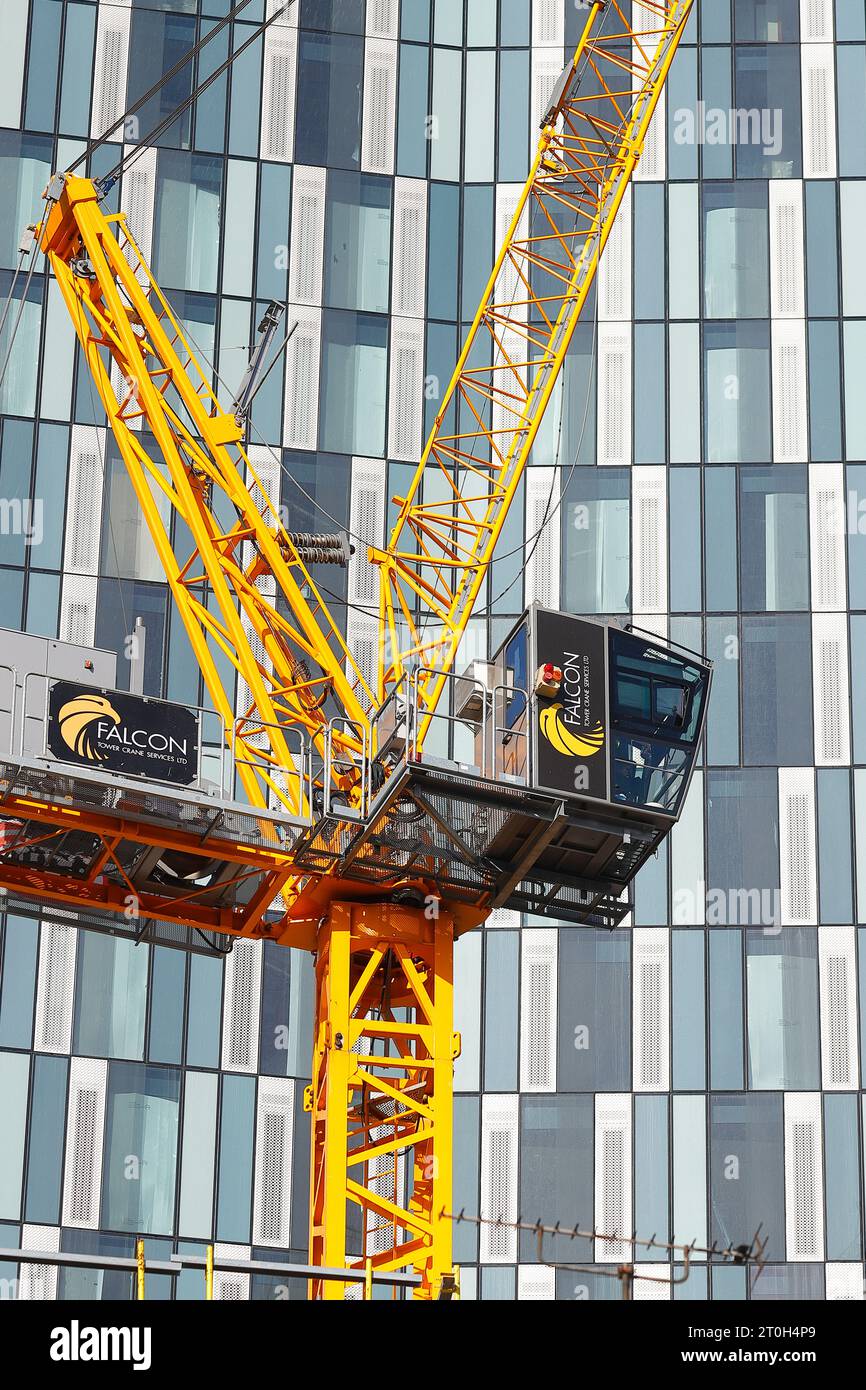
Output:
[534,662,563,698]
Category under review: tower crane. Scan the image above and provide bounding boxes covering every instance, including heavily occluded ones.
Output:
[0,0,705,1298]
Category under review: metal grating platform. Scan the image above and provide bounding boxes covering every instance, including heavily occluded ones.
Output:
[293,758,673,929]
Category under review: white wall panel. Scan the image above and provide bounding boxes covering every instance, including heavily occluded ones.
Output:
[633,6,666,182]
[220,939,262,1073]
[632,467,667,614]
[524,467,561,609]
[826,1264,864,1299]
[809,464,846,612]
[784,1093,825,1262]
[812,613,850,766]
[64,426,105,576]
[594,1094,632,1263]
[367,0,398,40]
[517,1265,555,1300]
[387,319,424,460]
[818,927,859,1090]
[520,929,557,1092]
[597,324,631,467]
[282,305,321,450]
[252,1077,295,1247]
[531,51,564,134]
[392,178,428,319]
[778,768,817,926]
[771,319,808,463]
[599,185,632,322]
[91,0,131,142]
[288,166,326,306]
[480,1094,518,1263]
[34,921,78,1054]
[213,1243,251,1301]
[19,1225,60,1301]
[801,43,837,179]
[633,928,670,1092]
[120,144,157,272]
[634,1264,670,1300]
[801,0,834,41]
[532,0,564,49]
[362,39,397,175]
[347,457,386,691]
[62,1057,108,1229]
[769,181,805,319]
[260,23,297,162]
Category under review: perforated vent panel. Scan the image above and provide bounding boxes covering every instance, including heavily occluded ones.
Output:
[62,1058,107,1229]
[283,307,321,450]
[91,4,131,141]
[34,920,77,1053]
[221,940,262,1073]
[633,929,669,1091]
[480,1095,518,1263]
[772,323,807,462]
[520,930,557,1092]
[260,28,297,162]
[779,769,817,925]
[801,44,837,178]
[595,1095,632,1262]
[362,39,396,175]
[784,1094,824,1261]
[253,1078,294,1247]
[819,928,858,1090]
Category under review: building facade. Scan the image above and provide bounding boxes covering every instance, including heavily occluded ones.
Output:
[0,0,865,1300]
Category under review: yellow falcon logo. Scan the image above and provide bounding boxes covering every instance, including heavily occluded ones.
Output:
[539,704,605,758]
[57,694,121,762]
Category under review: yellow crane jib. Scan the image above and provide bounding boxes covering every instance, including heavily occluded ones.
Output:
[373,0,695,755]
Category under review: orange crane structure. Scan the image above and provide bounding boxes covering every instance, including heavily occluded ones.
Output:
[0,0,704,1298]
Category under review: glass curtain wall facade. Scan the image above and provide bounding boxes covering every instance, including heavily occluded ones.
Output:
[0,0,864,1301]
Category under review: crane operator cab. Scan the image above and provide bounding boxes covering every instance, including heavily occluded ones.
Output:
[490,611,709,821]
[334,606,711,931]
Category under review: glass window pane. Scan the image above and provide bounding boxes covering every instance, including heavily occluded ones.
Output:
[703,183,768,317]
[519,1095,593,1263]
[0,1050,29,1219]
[562,467,630,613]
[153,152,223,293]
[0,915,38,1049]
[74,933,149,1061]
[148,948,186,1065]
[216,1073,255,1242]
[739,466,808,610]
[103,1061,181,1235]
[128,9,195,149]
[557,932,631,1090]
[320,310,388,456]
[704,322,771,463]
[672,931,705,1088]
[483,931,518,1090]
[710,1093,785,1260]
[24,1053,67,1225]
[746,928,819,1088]
[187,954,223,1069]
[734,45,800,178]
[324,172,391,313]
[295,31,362,170]
[741,615,813,764]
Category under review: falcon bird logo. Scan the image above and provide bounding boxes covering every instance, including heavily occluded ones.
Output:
[539,704,605,758]
[57,695,121,762]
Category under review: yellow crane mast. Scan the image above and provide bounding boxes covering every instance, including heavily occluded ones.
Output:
[10,0,696,1298]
